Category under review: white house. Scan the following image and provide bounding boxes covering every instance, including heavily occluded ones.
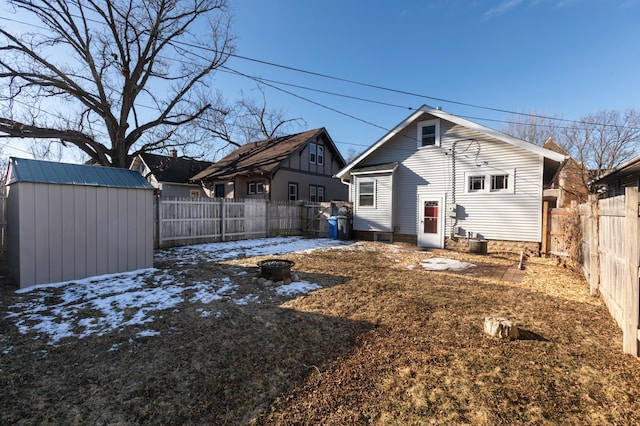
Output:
[335,105,567,253]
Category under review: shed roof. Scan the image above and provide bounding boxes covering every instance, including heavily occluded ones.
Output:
[7,157,154,189]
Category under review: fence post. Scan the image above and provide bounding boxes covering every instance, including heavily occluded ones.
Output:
[155,196,160,249]
[623,187,640,357]
[588,194,600,296]
[265,199,270,237]
[221,197,226,241]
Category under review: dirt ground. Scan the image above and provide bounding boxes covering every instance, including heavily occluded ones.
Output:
[1,240,640,425]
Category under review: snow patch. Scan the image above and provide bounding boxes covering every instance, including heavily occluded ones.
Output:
[420,257,476,271]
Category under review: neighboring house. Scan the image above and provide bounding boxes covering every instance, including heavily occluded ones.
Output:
[129,150,212,197]
[542,138,590,207]
[335,105,567,252]
[6,157,154,288]
[191,128,348,202]
[591,154,640,198]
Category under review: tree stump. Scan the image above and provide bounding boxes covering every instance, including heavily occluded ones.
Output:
[484,317,519,340]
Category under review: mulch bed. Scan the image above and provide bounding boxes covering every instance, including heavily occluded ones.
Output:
[1,241,639,425]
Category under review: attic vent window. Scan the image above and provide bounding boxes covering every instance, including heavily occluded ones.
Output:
[417,119,441,148]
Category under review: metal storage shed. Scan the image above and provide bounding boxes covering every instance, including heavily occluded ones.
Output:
[6,157,154,289]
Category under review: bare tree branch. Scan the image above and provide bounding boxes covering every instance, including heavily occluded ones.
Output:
[0,0,234,167]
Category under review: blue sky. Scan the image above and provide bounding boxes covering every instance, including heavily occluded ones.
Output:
[1,0,639,161]
[215,0,640,157]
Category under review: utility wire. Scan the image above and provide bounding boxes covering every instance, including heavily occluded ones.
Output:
[1,13,635,132]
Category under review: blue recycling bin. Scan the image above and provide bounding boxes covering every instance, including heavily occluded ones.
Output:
[328,216,338,239]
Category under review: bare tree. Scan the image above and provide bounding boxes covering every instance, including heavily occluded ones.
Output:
[501,111,562,145]
[199,85,305,159]
[0,0,234,167]
[562,109,640,176]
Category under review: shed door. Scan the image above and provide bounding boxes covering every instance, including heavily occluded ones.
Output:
[417,194,444,248]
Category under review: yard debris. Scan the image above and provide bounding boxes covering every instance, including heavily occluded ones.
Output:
[484,316,519,340]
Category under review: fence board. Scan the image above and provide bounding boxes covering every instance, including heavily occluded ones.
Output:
[155,197,345,248]
[577,188,640,357]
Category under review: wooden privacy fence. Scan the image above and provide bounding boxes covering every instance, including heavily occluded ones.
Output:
[155,197,344,249]
[0,186,5,254]
[544,187,640,357]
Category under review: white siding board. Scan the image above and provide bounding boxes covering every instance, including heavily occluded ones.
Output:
[351,115,546,242]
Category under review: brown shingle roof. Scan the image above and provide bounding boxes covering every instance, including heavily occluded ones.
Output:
[191,128,326,181]
[140,153,212,183]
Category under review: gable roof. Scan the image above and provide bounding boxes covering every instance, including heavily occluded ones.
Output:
[7,157,153,189]
[592,154,640,185]
[336,105,567,179]
[192,128,344,181]
[135,153,212,184]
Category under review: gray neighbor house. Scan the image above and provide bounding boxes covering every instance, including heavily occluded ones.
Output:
[6,157,154,288]
[192,128,348,202]
[129,150,212,197]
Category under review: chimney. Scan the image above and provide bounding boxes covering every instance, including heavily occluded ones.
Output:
[169,149,177,158]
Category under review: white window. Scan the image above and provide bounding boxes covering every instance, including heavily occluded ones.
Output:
[309,143,317,164]
[359,181,375,207]
[289,183,298,201]
[417,119,440,148]
[317,145,324,166]
[247,181,264,195]
[309,185,325,202]
[190,190,200,198]
[491,174,509,192]
[465,170,514,194]
[468,176,485,192]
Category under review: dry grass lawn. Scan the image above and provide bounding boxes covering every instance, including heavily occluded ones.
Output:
[1,240,640,425]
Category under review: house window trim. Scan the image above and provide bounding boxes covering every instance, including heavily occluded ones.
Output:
[358,179,376,208]
[316,145,324,166]
[247,180,264,195]
[213,183,225,198]
[464,169,515,194]
[309,184,325,202]
[309,143,317,164]
[417,119,441,148]
[288,182,298,201]
[190,190,201,198]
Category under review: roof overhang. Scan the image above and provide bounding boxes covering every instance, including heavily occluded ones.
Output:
[336,105,567,179]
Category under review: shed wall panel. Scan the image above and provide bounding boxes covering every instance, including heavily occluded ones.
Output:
[96,190,109,276]
[107,189,119,273]
[74,187,88,280]
[8,181,153,288]
[34,184,50,284]
[20,184,37,286]
[117,189,128,271]
[61,184,76,281]
[85,187,98,276]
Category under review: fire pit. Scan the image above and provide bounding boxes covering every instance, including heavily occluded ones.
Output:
[257,259,295,281]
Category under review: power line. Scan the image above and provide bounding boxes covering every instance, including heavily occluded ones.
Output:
[0,13,629,130]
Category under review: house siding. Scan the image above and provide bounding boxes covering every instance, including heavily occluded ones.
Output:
[352,115,545,242]
[352,173,393,232]
[272,169,347,201]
